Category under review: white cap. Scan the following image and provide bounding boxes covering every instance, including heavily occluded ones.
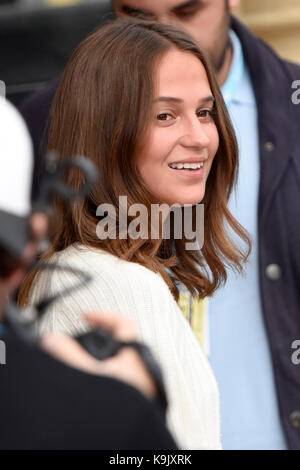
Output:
[0,97,33,255]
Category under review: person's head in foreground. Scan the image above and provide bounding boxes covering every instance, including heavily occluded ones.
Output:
[20,18,250,305]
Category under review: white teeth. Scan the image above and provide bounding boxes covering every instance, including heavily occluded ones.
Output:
[169,162,204,170]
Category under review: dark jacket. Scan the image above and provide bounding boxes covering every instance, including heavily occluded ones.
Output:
[19,77,60,201]
[0,325,177,450]
[231,17,300,450]
[19,17,300,449]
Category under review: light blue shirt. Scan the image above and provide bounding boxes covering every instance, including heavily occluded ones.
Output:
[208,30,288,450]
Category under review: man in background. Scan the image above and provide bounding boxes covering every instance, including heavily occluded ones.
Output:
[20,0,300,449]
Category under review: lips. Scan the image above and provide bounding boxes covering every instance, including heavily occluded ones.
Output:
[168,154,208,166]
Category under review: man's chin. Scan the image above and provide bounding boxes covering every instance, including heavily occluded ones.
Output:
[214,39,231,74]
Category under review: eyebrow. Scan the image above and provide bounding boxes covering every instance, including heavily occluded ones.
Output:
[120,5,154,17]
[154,95,215,104]
[171,0,202,13]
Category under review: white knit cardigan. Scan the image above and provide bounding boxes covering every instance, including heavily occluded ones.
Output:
[29,244,221,450]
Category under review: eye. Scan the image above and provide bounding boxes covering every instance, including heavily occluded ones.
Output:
[175,9,197,19]
[157,113,174,121]
[174,4,202,20]
[121,6,154,19]
[196,109,214,121]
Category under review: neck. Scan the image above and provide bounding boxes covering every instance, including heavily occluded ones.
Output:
[216,40,233,87]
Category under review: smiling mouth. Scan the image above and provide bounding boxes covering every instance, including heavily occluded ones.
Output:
[168,162,204,170]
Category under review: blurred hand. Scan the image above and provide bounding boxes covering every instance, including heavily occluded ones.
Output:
[41,310,158,401]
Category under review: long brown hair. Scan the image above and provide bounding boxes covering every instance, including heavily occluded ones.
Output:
[19,18,251,305]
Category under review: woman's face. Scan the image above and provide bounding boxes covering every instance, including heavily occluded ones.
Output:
[136,48,219,206]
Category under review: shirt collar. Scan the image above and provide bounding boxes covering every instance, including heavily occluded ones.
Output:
[221,29,256,106]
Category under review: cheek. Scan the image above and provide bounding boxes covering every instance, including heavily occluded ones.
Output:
[208,124,220,160]
[189,16,214,43]
[137,130,173,173]
[136,142,161,194]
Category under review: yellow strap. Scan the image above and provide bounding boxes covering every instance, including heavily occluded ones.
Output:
[178,293,208,349]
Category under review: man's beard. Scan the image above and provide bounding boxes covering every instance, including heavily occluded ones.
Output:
[212,1,231,74]
[214,37,231,73]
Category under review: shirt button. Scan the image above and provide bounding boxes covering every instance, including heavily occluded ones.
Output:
[265,264,282,281]
[264,141,275,152]
[290,410,300,428]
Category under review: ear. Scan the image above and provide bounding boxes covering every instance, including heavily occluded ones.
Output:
[228,0,240,11]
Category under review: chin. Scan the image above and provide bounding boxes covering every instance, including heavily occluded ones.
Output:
[173,194,205,207]
[179,201,203,207]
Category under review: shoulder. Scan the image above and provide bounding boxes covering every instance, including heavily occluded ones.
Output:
[19,78,60,118]
[31,244,178,335]
[232,16,300,80]
[52,243,172,293]
[283,59,300,80]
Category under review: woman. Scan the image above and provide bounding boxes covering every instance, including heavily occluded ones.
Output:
[20,18,250,449]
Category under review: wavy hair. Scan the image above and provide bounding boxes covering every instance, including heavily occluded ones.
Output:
[19,18,251,305]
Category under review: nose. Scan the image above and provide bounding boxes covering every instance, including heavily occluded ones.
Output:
[179,116,211,150]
